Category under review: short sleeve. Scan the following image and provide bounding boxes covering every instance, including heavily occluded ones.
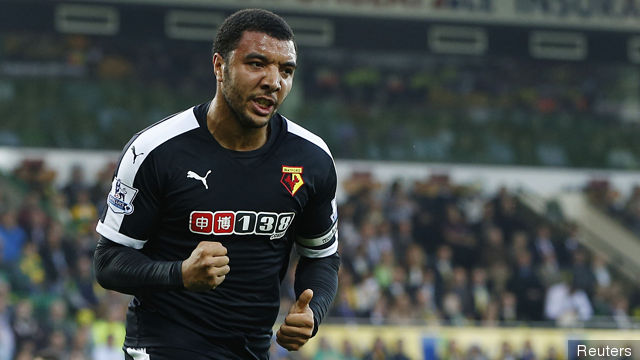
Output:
[96,140,161,249]
[294,161,338,258]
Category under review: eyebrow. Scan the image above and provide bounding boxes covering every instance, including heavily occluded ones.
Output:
[245,52,297,69]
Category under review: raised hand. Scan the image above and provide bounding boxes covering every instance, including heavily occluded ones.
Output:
[181,241,230,291]
[276,289,314,351]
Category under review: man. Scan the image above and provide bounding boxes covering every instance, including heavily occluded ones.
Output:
[93,9,340,359]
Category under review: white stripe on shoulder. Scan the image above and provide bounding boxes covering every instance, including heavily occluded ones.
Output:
[118,108,200,183]
[102,107,199,243]
[284,117,333,158]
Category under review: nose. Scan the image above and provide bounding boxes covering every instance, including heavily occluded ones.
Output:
[260,65,281,92]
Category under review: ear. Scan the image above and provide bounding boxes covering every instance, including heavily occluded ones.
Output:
[212,53,225,82]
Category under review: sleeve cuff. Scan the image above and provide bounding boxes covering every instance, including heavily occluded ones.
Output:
[96,221,147,249]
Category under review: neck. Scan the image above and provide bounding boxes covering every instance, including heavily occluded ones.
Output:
[206,97,269,151]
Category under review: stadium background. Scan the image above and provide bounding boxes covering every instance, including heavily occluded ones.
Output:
[1,0,640,359]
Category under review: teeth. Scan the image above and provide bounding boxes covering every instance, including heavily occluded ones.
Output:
[256,98,271,106]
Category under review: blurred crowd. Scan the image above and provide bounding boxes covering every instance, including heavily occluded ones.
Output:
[2,32,640,169]
[306,173,639,328]
[271,336,561,360]
[585,179,640,238]
[0,160,127,360]
[0,157,639,359]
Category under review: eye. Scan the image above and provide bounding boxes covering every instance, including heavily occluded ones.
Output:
[249,61,264,68]
[282,68,294,76]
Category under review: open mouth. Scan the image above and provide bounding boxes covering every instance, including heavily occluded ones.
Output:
[252,97,276,116]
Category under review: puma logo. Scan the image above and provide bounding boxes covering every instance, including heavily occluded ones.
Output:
[187,170,212,190]
[131,146,144,164]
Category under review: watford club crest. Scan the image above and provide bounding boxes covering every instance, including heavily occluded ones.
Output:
[281,166,304,196]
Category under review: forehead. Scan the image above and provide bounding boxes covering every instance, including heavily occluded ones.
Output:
[232,31,296,62]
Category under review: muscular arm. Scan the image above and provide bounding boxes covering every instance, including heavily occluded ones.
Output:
[93,236,184,295]
[293,252,340,336]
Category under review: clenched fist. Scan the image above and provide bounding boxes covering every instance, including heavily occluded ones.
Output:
[181,241,230,291]
[276,289,314,351]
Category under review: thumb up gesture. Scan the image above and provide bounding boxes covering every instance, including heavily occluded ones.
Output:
[276,289,314,351]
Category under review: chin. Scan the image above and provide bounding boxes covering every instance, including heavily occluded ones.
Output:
[239,113,271,129]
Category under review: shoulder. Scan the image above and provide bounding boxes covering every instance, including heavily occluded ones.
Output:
[116,107,199,180]
[282,115,333,161]
[129,107,200,158]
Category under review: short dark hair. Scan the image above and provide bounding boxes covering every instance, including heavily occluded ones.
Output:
[213,8,295,59]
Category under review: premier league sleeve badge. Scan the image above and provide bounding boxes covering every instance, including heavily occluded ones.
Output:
[107,178,139,215]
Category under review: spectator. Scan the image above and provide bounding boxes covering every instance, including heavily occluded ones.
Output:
[497,341,516,360]
[363,337,389,360]
[13,341,36,360]
[341,339,359,360]
[470,268,491,320]
[312,337,341,360]
[508,250,544,320]
[591,253,612,288]
[415,269,440,323]
[570,248,596,296]
[441,340,464,360]
[434,245,454,286]
[520,340,536,360]
[17,242,46,293]
[480,226,508,268]
[11,299,41,351]
[62,165,88,207]
[21,205,48,247]
[69,189,97,234]
[500,292,518,323]
[404,243,426,293]
[544,276,593,325]
[92,334,122,360]
[50,193,72,228]
[66,254,99,310]
[543,346,561,360]
[42,299,75,346]
[69,325,92,360]
[442,204,477,267]
[39,222,73,292]
[37,330,69,360]
[532,225,557,265]
[91,302,126,352]
[0,281,14,360]
[374,250,395,289]
[391,338,411,360]
[466,344,489,360]
[442,292,466,325]
[387,292,416,325]
[0,210,26,265]
[448,267,473,318]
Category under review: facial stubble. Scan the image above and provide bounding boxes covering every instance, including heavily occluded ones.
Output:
[221,66,273,129]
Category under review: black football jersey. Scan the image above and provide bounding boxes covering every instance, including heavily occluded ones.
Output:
[96,103,338,356]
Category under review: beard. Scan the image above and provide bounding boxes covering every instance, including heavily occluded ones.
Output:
[221,68,274,129]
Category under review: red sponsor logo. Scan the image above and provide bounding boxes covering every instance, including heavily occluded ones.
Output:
[213,211,235,235]
[188,210,295,239]
[189,211,213,234]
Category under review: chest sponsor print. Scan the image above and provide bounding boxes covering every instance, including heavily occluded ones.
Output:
[189,210,295,240]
